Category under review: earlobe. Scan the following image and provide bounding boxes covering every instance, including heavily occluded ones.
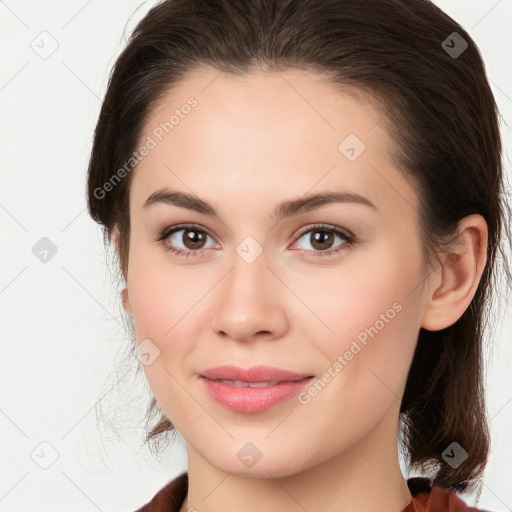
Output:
[122,287,133,316]
[420,214,488,331]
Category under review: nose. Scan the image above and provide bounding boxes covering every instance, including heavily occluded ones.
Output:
[210,250,289,344]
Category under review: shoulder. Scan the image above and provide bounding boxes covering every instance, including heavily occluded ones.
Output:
[132,473,495,512]
[132,472,188,512]
[405,477,494,512]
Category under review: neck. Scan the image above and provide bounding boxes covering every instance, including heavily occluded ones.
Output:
[180,409,413,512]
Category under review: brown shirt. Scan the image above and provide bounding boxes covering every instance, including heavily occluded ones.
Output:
[133,473,491,511]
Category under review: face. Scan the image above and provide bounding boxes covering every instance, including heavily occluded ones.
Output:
[122,68,430,477]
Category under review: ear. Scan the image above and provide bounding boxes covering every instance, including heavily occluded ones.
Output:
[121,287,133,316]
[420,214,488,331]
[113,224,132,315]
[112,224,121,253]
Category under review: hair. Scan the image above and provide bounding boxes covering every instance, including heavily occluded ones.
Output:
[86,0,511,495]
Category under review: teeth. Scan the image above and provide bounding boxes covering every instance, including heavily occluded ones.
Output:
[215,379,280,387]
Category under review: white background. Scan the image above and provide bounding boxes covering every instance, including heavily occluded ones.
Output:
[1,1,511,511]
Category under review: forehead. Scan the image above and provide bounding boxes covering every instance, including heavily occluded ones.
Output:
[146,67,391,148]
[130,67,416,216]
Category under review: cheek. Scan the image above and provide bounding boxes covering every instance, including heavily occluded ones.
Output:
[127,248,209,341]
[290,243,423,403]
[292,245,421,348]
[125,256,207,427]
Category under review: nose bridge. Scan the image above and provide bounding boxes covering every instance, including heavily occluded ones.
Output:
[210,238,288,341]
[225,239,270,307]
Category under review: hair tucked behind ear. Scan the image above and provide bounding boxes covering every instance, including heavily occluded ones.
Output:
[86,0,511,492]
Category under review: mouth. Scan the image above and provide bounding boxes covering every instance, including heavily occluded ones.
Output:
[199,366,314,413]
[200,364,313,383]
[209,379,286,387]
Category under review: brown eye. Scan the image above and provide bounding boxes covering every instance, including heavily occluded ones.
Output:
[309,231,335,251]
[181,229,207,250]
[158,224,218,257]
[292,225,354,255]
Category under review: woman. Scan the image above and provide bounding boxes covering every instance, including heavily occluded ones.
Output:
[86,0,509,510]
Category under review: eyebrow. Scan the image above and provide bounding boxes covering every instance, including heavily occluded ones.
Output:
[142,188,377,220]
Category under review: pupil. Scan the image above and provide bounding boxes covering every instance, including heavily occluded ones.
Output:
[185,230,205,248]
[312,231,333,250]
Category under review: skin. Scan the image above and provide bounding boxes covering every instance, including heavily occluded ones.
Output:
[119,68,488,512]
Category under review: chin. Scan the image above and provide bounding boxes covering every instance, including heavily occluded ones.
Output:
[199,438,316,479]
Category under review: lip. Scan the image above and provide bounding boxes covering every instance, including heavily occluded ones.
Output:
[200,365,314,413]
[201,365,311,383]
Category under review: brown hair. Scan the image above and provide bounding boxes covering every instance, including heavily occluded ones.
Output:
[86,0,511,493]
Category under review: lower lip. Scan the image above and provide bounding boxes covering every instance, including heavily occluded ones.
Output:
[201,377,313,413]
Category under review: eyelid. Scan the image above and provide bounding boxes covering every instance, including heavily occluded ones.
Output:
[288,223,355,255]
[155,223,218,259]
[157,222,217,241]
[293,223,354,242]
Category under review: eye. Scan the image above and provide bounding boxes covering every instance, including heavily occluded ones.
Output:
[291,224,355,256]
[156,224,219,257]
[156,222,355,259]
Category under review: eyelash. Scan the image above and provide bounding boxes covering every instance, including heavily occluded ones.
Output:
[155,223,356,259]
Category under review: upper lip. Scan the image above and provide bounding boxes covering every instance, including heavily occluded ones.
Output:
[201,365,313,383]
